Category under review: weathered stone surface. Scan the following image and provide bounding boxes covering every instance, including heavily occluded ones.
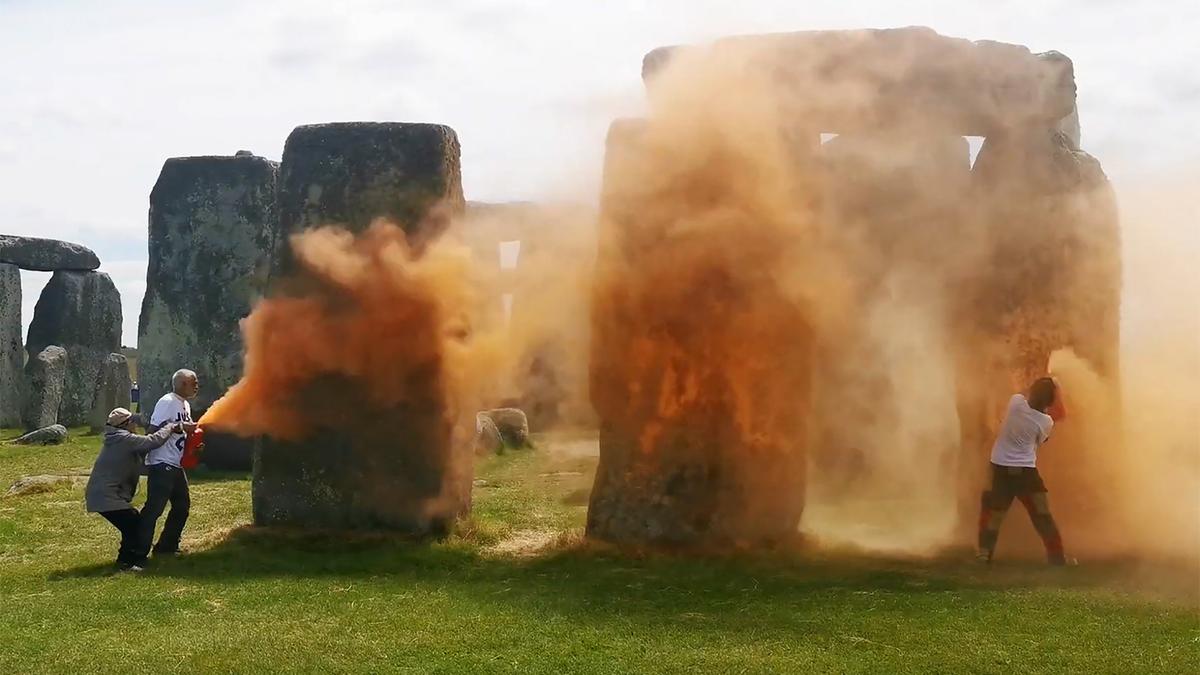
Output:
[0,263,20,426]
[586,119,813,547]
[21,345,66,430]
[474,413,504,455]
[5,472,83,496]
[0,235,100,272]
[642,27,1077,135]
[254,412,470,534]
[482,408,531,449]
[474,408,531,454]
[10,424,68,446]
[199,430,253,472]
[956,126,1121,555]
[137,153,280,412]
[1057,104,1082,150]
[623,27,1119,555]
[26,271,121,426]
[88,353,132,432]
[253,122,470,533]
[273,122,464,276]
[967,128,1119,388]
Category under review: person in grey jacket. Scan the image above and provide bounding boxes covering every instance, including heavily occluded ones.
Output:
[85,408,190,571]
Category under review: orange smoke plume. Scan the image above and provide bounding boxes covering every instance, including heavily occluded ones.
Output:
[200,220,476,441]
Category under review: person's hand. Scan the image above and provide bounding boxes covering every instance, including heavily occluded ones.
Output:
[181,422,199,434]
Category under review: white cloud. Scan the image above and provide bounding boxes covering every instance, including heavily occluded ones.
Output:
[1,0,1197,347]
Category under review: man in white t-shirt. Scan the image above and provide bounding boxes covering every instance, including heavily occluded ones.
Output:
[976,376,1071,565]
[135,369,200,559]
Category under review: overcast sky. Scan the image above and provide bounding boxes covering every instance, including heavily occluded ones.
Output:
[2,0,1197,346]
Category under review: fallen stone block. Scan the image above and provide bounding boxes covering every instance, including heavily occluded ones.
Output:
[5,473,83,497]
[481,408,531,450]
[9,424,69,446]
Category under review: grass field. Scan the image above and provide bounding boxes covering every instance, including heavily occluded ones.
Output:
[1,428,1196,673]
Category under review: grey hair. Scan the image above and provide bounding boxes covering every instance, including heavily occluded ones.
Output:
[171,369,197,393]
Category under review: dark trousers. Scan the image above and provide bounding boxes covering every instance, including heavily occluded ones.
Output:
[977,464,1065,564]
[136,464,190,557]
[99,508,142,566]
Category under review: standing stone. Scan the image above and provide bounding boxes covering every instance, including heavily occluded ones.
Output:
[198,430,253,472]
[0,263,20,426]
[0,235,100,272]
[26,271,121,426]
[272,122,464,276]
[22,345,67,430]
[969,127,1120,382]
[254,122,469,533]
[138,153,280,414]
[586,119,813,547]
[963,125,1121,556]
[88,353,132,432]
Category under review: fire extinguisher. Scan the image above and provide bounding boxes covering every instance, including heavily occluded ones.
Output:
[181,426,205,470]
[1047,376,1068,422]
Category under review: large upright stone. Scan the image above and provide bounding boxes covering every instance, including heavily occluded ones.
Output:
[960,126,1121,556]
[254,122,468,533]
[0,235,100,272]
[273,122,464,276]
[10,424,68,446]
[26,271,121,426]
[22,345,67,430]
[586,119,814,547]
[0,263,21,426]
[88,353,132,432]
[138,153,280,413]
[969,127,1119,382]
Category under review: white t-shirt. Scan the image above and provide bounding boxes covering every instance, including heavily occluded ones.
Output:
[990,394,1054,468]
[146,392,192,467]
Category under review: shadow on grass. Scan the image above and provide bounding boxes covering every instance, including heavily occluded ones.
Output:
[186,468,250,484]
[50,562,130,580]
[64,524,1197,598]
[47,524,1199,633]
[42,526,1197,652]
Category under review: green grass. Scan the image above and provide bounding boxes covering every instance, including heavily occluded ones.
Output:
[0,428,1196,674]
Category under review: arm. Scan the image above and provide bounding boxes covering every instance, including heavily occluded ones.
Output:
[124,422,181,455]
[1038,415,1055,446]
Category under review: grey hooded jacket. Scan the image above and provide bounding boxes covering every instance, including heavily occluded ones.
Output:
[84,424,179,513]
